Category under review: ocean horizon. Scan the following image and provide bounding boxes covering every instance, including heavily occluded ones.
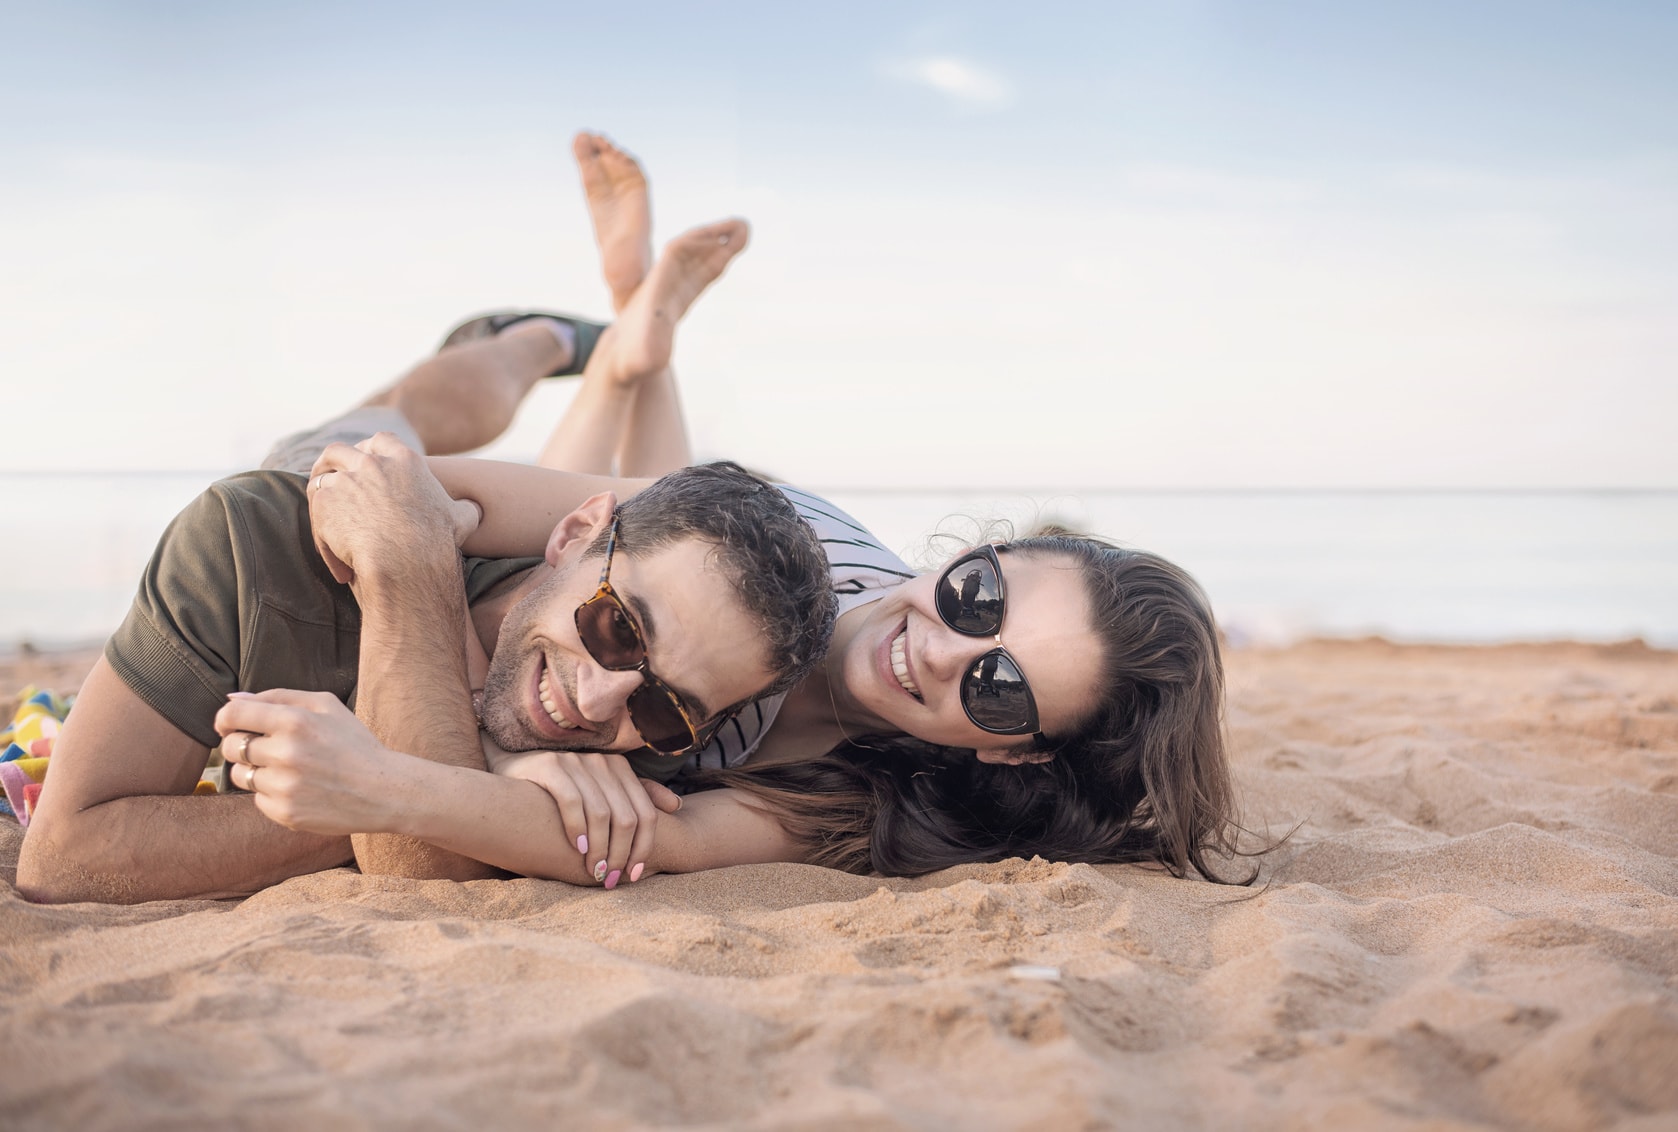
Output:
[5,471,1675,652]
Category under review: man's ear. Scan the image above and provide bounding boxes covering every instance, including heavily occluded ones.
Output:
[545,492,618,566]
[974,745,1055,766]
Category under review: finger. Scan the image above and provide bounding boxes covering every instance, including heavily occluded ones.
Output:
[309,441,369,479]
[247,769,304,830]
[595,759,643,890]
[219,730,256,767]
[215,698,296,743]
[317,539,354,586]
[215,692,337,742]
[356,431,419,458]
[449,498,483,547]
[569,761,618,886]
[230,687,342,710]
[612,766,663,883]
[528,759,592,860]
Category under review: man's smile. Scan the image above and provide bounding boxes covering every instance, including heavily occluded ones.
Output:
[533,654,585,737]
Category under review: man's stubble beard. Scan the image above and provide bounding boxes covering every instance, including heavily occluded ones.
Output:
[477,571,610,755]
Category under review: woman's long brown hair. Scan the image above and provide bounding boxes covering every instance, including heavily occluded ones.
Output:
[692,536,1259,882]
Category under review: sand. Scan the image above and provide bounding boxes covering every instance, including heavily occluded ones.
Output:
[2,639,1675,1130]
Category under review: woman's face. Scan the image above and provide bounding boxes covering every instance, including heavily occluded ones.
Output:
[836,549,1103,762]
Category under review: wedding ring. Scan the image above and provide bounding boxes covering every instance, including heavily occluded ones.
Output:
[233,732,251,762]
[247,764,261,793]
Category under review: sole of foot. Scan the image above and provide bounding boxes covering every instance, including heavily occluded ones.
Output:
[574,131,653,314]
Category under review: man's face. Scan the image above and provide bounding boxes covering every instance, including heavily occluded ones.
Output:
[478,534,776,754]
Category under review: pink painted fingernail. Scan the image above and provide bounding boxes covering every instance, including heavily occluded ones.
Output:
[227,691,255,699]
[576,835,588,856]
[593,860,607,882]
[604,870,621,890]
[629,863,644,883]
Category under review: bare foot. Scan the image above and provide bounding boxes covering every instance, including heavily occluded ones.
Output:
[574,132,652,314]
[600,219,749,386]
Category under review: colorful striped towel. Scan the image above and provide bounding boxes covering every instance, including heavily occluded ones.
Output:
[1,686,71,828]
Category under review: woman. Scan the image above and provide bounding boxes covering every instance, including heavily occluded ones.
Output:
[436,135,1249,884]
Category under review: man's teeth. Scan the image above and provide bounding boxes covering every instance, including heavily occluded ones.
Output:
[890,631,921,699]
[538,667,578,729]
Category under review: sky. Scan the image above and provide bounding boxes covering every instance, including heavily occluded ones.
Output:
[2,0,1674,488]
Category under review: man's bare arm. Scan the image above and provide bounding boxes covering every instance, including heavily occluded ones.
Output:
[308,436,500,880]
[215,689,800,884]
[16,659,351,904]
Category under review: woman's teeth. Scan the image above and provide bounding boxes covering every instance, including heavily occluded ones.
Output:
[538,666,578,729]
[890,630,921,699]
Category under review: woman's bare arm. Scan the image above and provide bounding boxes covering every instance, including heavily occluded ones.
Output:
[643,788,802,874]
[425,457,653,558]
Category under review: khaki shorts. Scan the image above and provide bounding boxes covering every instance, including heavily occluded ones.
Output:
[260,407,425,473]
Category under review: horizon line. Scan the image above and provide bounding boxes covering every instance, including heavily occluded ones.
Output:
[2,469,1676,494]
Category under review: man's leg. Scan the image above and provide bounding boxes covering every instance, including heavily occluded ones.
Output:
[358,320,571,456]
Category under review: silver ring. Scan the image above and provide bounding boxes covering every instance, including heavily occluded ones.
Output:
[314,473,326,492]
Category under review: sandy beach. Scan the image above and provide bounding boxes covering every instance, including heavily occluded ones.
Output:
[2,639,1674,1130]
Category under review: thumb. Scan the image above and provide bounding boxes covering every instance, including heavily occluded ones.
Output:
[640,779,684,814]
[450,498,483,547]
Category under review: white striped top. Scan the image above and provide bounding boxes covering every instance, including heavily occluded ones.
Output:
[685,485,915,771]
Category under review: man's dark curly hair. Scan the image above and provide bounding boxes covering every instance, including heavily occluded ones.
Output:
[581,461,835,701]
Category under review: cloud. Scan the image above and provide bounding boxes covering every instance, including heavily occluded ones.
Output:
[884,56,1015,108]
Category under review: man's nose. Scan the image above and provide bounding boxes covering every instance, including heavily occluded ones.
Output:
[574,662,645,725]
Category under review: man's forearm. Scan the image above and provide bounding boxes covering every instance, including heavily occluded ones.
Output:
[374,760,794,884]
[350,556,495,879]
[19,791,350,904]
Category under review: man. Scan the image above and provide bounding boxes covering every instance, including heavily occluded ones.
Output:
[17,220,835,905]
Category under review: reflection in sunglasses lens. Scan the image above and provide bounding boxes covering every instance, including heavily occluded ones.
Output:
[938,555,1003,636]
[963,651,1033,732]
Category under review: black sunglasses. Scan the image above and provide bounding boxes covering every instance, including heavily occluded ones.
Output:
[574,516,720,755]
[934,544,1046,742]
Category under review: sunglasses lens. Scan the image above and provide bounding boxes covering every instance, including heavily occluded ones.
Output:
[628,684,698,754]
[962,650,1037,734]
[937,553,1003,636]
[575,595,644,669]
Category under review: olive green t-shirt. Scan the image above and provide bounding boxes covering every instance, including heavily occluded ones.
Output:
[106,470,683,784]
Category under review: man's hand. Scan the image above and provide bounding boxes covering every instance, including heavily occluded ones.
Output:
[492,744,682,889]
[306,433,482,587]
[216,689,410,837]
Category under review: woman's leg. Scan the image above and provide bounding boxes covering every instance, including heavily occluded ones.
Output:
[537,133,725,478]
[538,218,749,475]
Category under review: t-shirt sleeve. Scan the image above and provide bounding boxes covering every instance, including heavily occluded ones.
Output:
[105,484,249,749]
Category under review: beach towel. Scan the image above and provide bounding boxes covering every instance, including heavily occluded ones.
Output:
[1,685,216,828]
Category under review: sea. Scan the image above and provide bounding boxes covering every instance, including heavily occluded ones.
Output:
[3,473,1674,652]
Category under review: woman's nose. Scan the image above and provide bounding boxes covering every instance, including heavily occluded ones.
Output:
[918,623,992,684]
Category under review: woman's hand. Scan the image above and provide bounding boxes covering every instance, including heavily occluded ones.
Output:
[491,745,681,888]
[215,689,410,837]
